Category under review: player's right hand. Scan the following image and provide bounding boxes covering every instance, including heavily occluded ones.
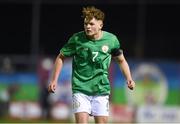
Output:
[48,82,57,93]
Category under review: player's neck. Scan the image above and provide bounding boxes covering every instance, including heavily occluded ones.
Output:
[88,30,103,40]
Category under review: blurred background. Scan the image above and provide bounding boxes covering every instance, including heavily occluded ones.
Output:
[0,0,180,123]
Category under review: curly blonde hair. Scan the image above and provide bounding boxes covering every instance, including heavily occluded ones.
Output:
[82,6,105,22]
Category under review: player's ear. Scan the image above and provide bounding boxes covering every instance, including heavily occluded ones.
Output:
[99,21,103,30]
[100,23,103,29]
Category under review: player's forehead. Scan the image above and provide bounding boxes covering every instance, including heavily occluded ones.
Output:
[84,17,101,24]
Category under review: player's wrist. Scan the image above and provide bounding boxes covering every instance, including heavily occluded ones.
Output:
[126,79,132,83]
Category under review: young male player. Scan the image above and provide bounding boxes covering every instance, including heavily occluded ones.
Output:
[48,6,135,124]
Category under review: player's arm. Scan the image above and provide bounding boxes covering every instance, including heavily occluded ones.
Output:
[112,49,135,90]
[48,53,65,93]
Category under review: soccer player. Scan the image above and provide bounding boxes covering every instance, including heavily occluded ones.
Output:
[48,6,135,124]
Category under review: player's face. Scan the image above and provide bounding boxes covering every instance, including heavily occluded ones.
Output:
[84,17,103,39]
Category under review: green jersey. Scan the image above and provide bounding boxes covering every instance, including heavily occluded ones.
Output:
[60,31,120,95]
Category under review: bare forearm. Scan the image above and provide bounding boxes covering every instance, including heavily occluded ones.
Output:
[119,60,132,81]
[51,54,64,82]
[115,54,132,81]
[114,53,135,90]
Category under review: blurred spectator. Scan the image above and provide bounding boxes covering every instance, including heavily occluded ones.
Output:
[0,88,9,117]
[0,57,18,117]
[0,57,14,74]
[0,84,19,114]
[37,57,53,119]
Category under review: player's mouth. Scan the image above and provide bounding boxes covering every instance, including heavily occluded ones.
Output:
[85,30,92,34]
[86,29,91,32]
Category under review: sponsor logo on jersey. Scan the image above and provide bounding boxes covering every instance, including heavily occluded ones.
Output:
[102,45,109,53]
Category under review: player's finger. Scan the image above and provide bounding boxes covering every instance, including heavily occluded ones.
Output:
[52,85,56,92]
[48,85,51,92]
[128,85,134,90]
[51,85,55,92]
[48,85,50,92]
[48,84,55,93]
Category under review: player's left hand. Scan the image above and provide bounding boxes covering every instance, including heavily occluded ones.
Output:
[127,80,135,90]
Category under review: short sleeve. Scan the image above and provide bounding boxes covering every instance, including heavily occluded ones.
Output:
[60,35,76,57]
[111,35,121,51]
[110,35,123,56]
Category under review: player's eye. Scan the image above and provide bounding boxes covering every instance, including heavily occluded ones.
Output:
[89,22,94,26]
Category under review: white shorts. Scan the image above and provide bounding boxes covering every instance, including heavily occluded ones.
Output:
[72,93,109,116]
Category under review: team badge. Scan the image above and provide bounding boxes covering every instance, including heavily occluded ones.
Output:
[102,45,109,53]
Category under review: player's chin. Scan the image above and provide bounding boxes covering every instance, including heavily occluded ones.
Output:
[85,32,93,36]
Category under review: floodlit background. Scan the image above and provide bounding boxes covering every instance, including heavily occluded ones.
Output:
[0,0,180,123]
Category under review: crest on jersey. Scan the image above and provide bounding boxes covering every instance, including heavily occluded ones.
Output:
[102,45,109,53]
